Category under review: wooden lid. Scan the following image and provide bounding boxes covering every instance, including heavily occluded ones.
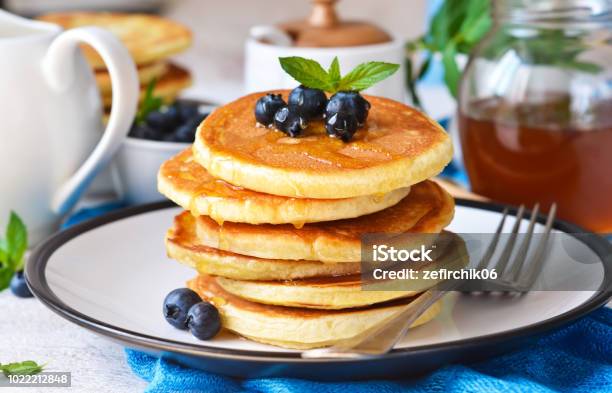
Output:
[279,0,392,47]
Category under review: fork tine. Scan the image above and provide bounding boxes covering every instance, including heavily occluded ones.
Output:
[475,207,509,271]
[506,204,540,282]
[490,205,525,274]
[519,203,557,290]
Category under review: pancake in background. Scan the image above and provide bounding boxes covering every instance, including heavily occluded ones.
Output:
[166,212,360,280]
[194,180,454,262]
[215,231,468,309]
[188,275,441,349]
[96,61,168,94]
[193,91,452,198]
[159,149,411,225]
[102,63,192,108]
[38,12,192,69]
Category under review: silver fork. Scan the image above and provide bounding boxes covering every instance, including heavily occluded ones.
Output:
[302,203,557,359]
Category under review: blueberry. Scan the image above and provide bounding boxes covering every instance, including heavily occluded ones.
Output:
[187,113,208,128]
[255,94,286,126]
[163,288,202,329]
[288,85,327,120]
[273,106,307,137]
[146,106,181,131]
[10,271,33,298]
[173,123,197,143]
[130,123,164,141]
[176,102,200,122]
[326,91,371,126]
[186,302,221,340]
[326,111,358,142]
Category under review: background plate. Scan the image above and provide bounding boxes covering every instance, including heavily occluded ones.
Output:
[27,200,612,380]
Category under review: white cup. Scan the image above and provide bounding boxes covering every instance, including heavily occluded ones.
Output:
[245,25,406,101]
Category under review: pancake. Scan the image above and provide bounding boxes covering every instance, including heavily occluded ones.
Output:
[193,90,452,198]
[194,180,454,262]
[96,61,168,94]
[159,149,411,225]
[188,275,442,349]
[216,275,413,310]
[102,63,192,108]
[215,231,468,309]
[166,212,360,280]
[38,12,192,69]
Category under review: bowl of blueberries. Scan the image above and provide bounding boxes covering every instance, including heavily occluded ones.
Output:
[114,99,216,204]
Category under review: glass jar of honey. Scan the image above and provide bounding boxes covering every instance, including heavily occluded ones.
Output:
[459,0,612,233]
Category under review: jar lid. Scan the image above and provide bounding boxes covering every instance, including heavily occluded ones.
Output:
[279,0,392,47]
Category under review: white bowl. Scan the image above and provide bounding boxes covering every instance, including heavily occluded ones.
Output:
[113,101,216,205]
[114,137,189,205]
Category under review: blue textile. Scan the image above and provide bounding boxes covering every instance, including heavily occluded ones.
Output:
[125,307,611,392]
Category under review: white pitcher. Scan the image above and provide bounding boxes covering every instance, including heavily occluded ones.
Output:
[0,10,138,245]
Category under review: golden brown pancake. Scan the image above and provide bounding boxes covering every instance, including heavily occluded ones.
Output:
[215,231,468,309]
[188,274,442,349]
[166,212,361,280]
[38,12,192,69]
[95,61,168,94]
[194,180,455,262]
[158,149,411,225]
[193,90,452,198]
[102,63,191,108]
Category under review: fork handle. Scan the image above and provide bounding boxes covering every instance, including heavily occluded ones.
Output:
[302,282,459,359]
[346,289,448,355]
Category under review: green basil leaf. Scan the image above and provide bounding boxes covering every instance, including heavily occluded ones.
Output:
[6,211,27,270]
[279,57,332,91]
[337,62,400,92]
[328,57,341,92]
[442,42,461,98]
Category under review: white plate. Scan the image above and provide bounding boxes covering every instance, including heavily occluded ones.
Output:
[27,200,611,379]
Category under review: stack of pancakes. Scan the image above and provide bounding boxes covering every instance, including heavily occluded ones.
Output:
[158,91,457,349]
[38,12,193,112]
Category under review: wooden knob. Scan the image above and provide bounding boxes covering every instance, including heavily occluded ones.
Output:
[308,0,339,28]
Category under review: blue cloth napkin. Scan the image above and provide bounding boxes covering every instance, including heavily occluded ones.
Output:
[126,308,611,392]
[64,203,611,392]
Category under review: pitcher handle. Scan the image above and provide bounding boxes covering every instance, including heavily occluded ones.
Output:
[42,27,139,215]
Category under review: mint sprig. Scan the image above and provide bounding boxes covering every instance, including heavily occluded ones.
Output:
[1,361,45,376]
[279,57,399,94]
[136,78,164,125]
[0,211,28,291]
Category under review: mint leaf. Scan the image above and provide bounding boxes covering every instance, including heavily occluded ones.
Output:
[279,57,333,91]
[328,57,341,90]
[337,62,399,92]
[0,268,13,291]
[278,57,399,93]
[442,42,461,98]
[136,79,163,125]
[0,211,28,290]
[1,361,44,376]
[6,211,27,271]
[0,239,8,264]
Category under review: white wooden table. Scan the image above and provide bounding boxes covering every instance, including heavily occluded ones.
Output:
[0,291,147,392]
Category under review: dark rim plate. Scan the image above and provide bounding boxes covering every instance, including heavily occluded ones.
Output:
[26,199,612,363]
